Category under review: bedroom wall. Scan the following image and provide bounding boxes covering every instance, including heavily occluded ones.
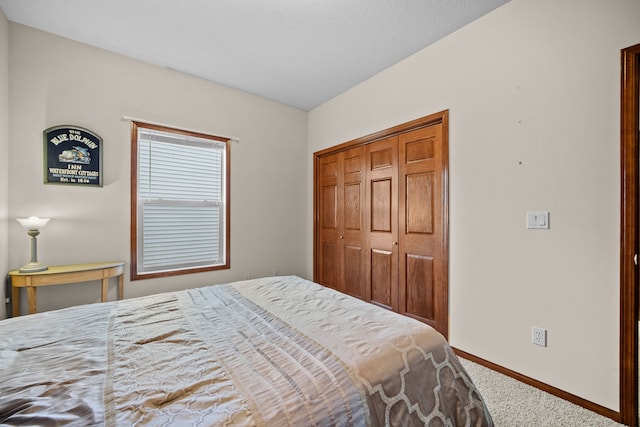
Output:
[0,9,8,320]
[307,0,639,412]
[6,23,308,314]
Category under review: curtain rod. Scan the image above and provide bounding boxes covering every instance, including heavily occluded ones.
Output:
[121,116,239,143]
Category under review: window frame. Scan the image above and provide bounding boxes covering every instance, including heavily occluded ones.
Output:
[130,121,230,280]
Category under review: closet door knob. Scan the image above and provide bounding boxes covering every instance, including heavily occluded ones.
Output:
[339,236,344,239]
[393,241,398,245]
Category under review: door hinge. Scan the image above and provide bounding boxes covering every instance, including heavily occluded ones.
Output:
[635,254,638,266]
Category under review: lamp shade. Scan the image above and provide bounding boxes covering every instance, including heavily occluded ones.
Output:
[16,216,50,230]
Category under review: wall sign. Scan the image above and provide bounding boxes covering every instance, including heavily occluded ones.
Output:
[43,125,103,186]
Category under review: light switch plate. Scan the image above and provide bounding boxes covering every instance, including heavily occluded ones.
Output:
[527,211,549,229]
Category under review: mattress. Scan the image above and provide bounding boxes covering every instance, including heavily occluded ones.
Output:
[0,275,492,426]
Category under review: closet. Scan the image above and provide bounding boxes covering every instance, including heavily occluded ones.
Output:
[314,111,449,338]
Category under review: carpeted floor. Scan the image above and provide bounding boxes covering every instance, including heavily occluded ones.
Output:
[459,358,624,426]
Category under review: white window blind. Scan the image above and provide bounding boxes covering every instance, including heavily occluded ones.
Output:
[136,127,226,275]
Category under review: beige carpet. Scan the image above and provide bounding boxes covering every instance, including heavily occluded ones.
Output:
[459,358,624,426]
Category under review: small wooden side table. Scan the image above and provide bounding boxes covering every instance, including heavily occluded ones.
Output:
[8,261,125,316]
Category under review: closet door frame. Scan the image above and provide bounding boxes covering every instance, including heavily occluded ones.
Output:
[313,110,449,338]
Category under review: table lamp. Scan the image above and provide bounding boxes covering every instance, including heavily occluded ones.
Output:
[16,216,50,272]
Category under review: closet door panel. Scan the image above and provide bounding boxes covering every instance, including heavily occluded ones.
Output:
[405,137,434,163]
[317,154,341,290]
[405,253,434,320]
[322,185,338,229]
[321,242,338,289]
[342,146,366,299]
[344,245,364,298]
[371,179,392,232]
[365,137,398,310]
[344,183,361,230]
[370,249,393,309]
[370,146,393,170]
[405,172,434,234]
[398,124,446,333]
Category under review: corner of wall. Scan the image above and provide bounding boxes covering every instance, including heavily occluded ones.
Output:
[0,8,9,319]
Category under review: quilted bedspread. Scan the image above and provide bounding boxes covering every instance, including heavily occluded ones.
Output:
[0,276,492,426]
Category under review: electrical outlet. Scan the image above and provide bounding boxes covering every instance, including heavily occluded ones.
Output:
[532,327,547,347]
[272,268,279,276]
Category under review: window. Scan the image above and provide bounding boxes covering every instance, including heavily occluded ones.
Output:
[131,121,230,280]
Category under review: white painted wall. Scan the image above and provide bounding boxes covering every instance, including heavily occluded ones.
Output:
[7,24,308,313]
[307,0,639,412]
[0,9,8,320]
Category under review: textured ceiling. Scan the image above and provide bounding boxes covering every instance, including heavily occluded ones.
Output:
[0,0,510,110]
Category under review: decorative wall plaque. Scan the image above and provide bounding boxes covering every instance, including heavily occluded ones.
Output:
[43,125,103,186]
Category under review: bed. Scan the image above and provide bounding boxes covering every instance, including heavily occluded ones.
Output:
[0,275,493,426]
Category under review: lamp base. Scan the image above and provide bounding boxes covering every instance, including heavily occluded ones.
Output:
[19,262,48,273]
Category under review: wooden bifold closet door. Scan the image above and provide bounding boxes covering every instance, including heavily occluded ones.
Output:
[314,111,448,338]
[316,146,367,300]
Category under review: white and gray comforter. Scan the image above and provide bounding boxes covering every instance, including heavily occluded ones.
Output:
[0,276,492,426]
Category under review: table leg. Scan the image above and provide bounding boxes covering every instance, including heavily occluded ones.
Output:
[27,287,37,314]
[101,278,108,302]
[118,274,123,300]
[11,285,20,317]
